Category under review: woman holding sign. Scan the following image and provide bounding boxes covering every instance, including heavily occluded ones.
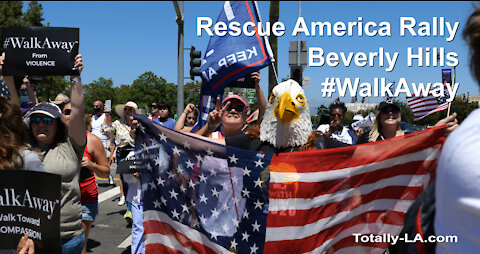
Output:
[21,54,87,254]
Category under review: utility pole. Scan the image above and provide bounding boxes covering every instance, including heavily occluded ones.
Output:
[268,1,279,97]
[297,1,301,67]
[173,1,184,118]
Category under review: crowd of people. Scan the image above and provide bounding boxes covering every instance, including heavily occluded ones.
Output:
[1,7,480,254]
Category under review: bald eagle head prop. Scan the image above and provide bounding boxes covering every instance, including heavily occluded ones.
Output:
[260,79,313,149]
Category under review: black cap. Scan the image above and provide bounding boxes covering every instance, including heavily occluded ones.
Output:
[378,99,401,111]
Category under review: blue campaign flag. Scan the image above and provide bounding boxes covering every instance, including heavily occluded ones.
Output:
[192,1,274,132]
[200,1,273,93]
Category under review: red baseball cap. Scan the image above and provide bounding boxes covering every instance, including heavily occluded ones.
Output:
[221,94,247,107]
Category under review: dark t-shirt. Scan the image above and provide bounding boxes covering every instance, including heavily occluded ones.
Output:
[356,132,373,144]
[225,133,349,153]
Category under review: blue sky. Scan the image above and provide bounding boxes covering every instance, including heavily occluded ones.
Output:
[34,1,480,110]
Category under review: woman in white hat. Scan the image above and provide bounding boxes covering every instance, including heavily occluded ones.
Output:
[103,101,138,209]
[103,101,145,254]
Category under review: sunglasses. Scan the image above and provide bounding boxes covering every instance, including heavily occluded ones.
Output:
[331,113,343,117]
[63,109,71,115]
[226,104,245,113]
[124,107,135,112]
[186,116,195,120]
[381,107,400,114]
[93,105,102,108]
[31,116,54,125]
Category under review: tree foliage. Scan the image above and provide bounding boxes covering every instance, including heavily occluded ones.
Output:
[83,72,203,119]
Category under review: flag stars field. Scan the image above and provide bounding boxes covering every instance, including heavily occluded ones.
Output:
[253,177,264,188]
[229,154,239,164]
[254,159,264,168]
[172,145,181,156]
[243,167,251,176]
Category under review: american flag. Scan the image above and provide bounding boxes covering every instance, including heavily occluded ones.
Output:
[407,88,449,122]
[133,114,445,253]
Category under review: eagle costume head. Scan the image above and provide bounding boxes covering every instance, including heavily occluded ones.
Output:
[260,79,312,149]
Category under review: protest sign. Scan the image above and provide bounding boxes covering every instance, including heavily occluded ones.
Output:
[2,26,79,76]
[116,148,137,174]
[0,170,61,253]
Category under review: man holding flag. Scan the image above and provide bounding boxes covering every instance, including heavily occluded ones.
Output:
[192,1,275,132]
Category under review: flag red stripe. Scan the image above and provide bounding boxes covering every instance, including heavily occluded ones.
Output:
[145,243,184,254]
[329,235,392,252]
[268,160,432,200]
[270,128,444,173]
[264,210,405,253]
[267,185,424,227]
[413,105,449,121]
[408,98,437,107]
[413,105,448,116]
[410,101,441,110]
[412,104,448,114]
[144,220,218,254]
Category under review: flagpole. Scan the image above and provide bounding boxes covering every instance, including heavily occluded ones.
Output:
[446,66,456,116]
[271,60,280,84]
[254,1,279,85]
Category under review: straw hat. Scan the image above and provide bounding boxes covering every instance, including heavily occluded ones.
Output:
[114,101,139,119]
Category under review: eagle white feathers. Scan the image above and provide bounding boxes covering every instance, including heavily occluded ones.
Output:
[260,79,312,149]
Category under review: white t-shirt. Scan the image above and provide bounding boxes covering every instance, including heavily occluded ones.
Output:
[435,109,480,253]
[91,113,108,147]
[316,124,357,145]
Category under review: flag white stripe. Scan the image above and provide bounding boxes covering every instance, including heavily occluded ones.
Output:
[265,199,414,242]
[410,101,442,110]
[270,147,440,183]
[412,104,447,112]
[269,174,430,211]
[144,210,231,254]
[145,233,199,254]
[305,223,403,254]
[413,104,449,121]
[407,96,436,103]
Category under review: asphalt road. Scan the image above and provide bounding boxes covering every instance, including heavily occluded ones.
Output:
[86,163,133,253]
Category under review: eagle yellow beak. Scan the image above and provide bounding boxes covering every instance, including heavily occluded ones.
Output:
[274,92,299,124]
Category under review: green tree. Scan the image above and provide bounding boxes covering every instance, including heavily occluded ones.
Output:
[130,71,176,112]
[184,80,201,106]
[84,77,116,114]
[22,1,44,26]
[0,1,23,46]
[35,76,69,102]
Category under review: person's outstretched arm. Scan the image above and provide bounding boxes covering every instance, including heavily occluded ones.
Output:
[69,54,87,147]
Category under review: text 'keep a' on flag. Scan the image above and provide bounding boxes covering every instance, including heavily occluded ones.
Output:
[193,1,274,132]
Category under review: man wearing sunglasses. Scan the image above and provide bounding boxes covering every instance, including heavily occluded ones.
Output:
[89,100,114,185]
[149,103,159,121]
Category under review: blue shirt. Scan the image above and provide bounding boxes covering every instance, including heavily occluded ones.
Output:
[153,117,176,130]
